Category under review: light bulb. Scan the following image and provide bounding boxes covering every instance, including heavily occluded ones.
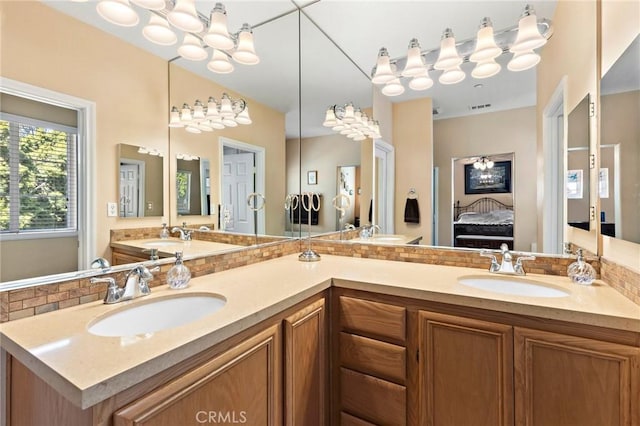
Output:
[511,5,547,52]
[402,38,426,77]
[207,49,234,74]
[167,0,203,33]
[439,66,466,85]
[323,107,337,127]
[470,18,502,62]
[232,24,260,65]
[371,47,396,85]
[434,29,462,70]
[177,34,207,61]
[143,15,177,46]
[203,3,234,50]
[96,0,139,27]
[508,49,540,71]
[381,78,405,96]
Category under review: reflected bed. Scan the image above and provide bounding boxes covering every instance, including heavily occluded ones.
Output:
[453,198,514,250]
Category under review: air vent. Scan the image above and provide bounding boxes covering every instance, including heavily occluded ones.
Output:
[468,103,492,111]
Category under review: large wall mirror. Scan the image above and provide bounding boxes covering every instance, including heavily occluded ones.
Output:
[600,35,640,244]
[566,95,591,231]
[118,143,164,218]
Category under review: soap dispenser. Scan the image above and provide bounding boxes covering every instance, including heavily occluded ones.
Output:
[567,248,595,285]
[167,251,191,289]
[160,223,170,239]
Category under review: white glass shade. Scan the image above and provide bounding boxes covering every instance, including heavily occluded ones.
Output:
[339,127,352,135]
[206,98,219,118]
[185,125,201,134]
[167,0,203,33]
[178,34,207,61]
[471,59,501,79]
[180,104,192,122]
[342,103,356,124]
[439,66,466,85]
[470,24,502,63]
[235,107,252,125]
[409,70,434,91]
[143,15,177,46]
[219,94,234,118]
[402,39,426,77]
[487,160,494,168]
[210,117,225,129]
[96,0,139,27]
[198,121,213,132]
[351,110,363,128]
[207,49,234,73]
[232,25,260,65]
[434,31,462,70]
[323,108,337,127]
[130,0,165,10]
[221,118,238,127]
[203,5,234,50]
[381,78,405,96]
[510,13,546,52]
[169,107,183,127]
[507,49,540,71]
[192,100,205,120]
[332,120,344,131]
[371,48,396,85]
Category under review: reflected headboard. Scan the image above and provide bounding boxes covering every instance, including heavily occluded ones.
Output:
[454,197,513,221]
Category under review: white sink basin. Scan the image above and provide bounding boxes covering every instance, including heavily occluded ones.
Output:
[458,276,570,298]
[372,236,404,242]
[88,294,226,337]
[143,240,182,247]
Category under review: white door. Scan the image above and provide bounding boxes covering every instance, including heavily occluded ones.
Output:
[120,163,139,217]
[374,140,395,234]
[222,152,255,233]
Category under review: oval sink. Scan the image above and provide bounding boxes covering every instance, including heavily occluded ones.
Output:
[458,276,570,298]
[143,240,183,247]
[88,294,226,337]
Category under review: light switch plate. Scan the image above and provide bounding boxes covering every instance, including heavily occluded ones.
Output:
[107,202,118,217]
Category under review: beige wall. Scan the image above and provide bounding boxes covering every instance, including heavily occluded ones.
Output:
[434,107,537,251]
[393,98,433,241]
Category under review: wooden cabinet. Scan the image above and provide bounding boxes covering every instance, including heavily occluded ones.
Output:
[114,323,282,426]
[514,327,640,426]
[283,297,327,426]
[418,311,514,426]
[111,249,149,266]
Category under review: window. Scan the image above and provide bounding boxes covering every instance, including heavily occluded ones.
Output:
[0,113,77,235]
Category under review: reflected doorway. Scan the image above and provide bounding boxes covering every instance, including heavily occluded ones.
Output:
[119,159,144,218]
[374,140,395,234]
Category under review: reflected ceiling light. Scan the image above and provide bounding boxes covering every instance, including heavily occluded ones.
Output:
[137,146,163,156]
[207,49,234,73]
[177,34,207,61]
[142,15,177,45]
[96,0,139,27]
[232,24,260,65]
[177,153,200,161]
[167,0,202,33]
[473,156,494,170]
[402,38,426,77]
[507,49,540,71]
[371,5,552,96]
[170,93,250,132]
[510,5,547,52]
[434,29,462,71]
[322,103,381,140]
[130,0,165,10]
[204,3,234,50]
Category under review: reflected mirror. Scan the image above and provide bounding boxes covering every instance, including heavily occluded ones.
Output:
[566,95,591,231]
[118,143,164,218]
[176,155,210,216]
[600,34,640,243]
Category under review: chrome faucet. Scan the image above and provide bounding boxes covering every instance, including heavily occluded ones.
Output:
[480,243,536,276]
[359,224,381,239]
[171,225,192,241]
[90,265,159,304]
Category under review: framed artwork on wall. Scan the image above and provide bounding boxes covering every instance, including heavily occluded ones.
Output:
[307,170,317,185]
[464,160,512,194]
[567,169,583,199]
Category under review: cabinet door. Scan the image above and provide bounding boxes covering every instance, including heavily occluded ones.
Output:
[284,297,327,426]
[114,324,281,426]
[514,327,640,426]
[419,311,514,426]
[111,250,148,265]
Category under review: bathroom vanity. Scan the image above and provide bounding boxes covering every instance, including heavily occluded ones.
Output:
[2,255,639,425]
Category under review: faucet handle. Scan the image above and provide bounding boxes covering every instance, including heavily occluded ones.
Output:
[90,277,122,304]
[480,250,499,272]
[514,255,536,275]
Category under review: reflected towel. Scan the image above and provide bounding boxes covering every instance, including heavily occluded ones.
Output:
[404,198,420,223]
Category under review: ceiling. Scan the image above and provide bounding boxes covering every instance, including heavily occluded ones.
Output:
[45,0,558,138]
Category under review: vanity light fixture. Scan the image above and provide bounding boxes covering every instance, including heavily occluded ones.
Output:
[322,103,381,141]
[91,1,259,74]
[169,93,251,133]
[176,153,199,161]
[137,146,164,157]
[371,4,552,96]
[473,156,495,170]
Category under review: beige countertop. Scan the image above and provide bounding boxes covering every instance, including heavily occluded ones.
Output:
[1,254,639,409]
[350,234,423,245]
[110,237,244,258]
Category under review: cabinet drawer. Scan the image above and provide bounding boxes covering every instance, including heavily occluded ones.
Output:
[340,332,406,384]
[341,412,376,426]
[339,296,406,343]
[341,367,406,426]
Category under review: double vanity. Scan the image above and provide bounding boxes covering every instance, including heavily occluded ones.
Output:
[2,253,639,425]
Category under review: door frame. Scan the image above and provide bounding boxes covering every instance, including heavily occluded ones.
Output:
[119,158,145,217]
[218,137,266,235]
[374,139,395,234]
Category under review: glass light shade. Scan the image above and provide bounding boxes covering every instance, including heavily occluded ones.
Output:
[207,49,234,74]
[219,94,234,118]
[203,4,234,50]
[487,160,494,168]
[339,127,352,135]
[473,162,481,169]
[381,78,405,96]
[185,125,201,134]
[507,49,540,71]
[169,107,183,127]
[342,103,356,124]
[130,0,165,10]
[371,48,396,85]
[232,25,260,65]
[210,117,225,129]
[223,118,239,127]
[439,66,466,85]
[409,70,434,91]
[372,123,381,139]
[96,0,139,27]
[206,98,219,117]
[471,59,501,79]
[180,104,192,122]
[143,15,177,46]
[434,30,462,70]
[177,34,207,61]
[351,110,363,128]
[198,121,213,132]
[510,11,546,52]
[332,120,344,131]
[323,107,337,127]
[167,0,203,33]
[401,39,426,77]
[192,100,205,120]
[235,107,252,125]
[470,23,502,62]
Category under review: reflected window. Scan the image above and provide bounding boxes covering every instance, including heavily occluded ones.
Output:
[176,170,192,215]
